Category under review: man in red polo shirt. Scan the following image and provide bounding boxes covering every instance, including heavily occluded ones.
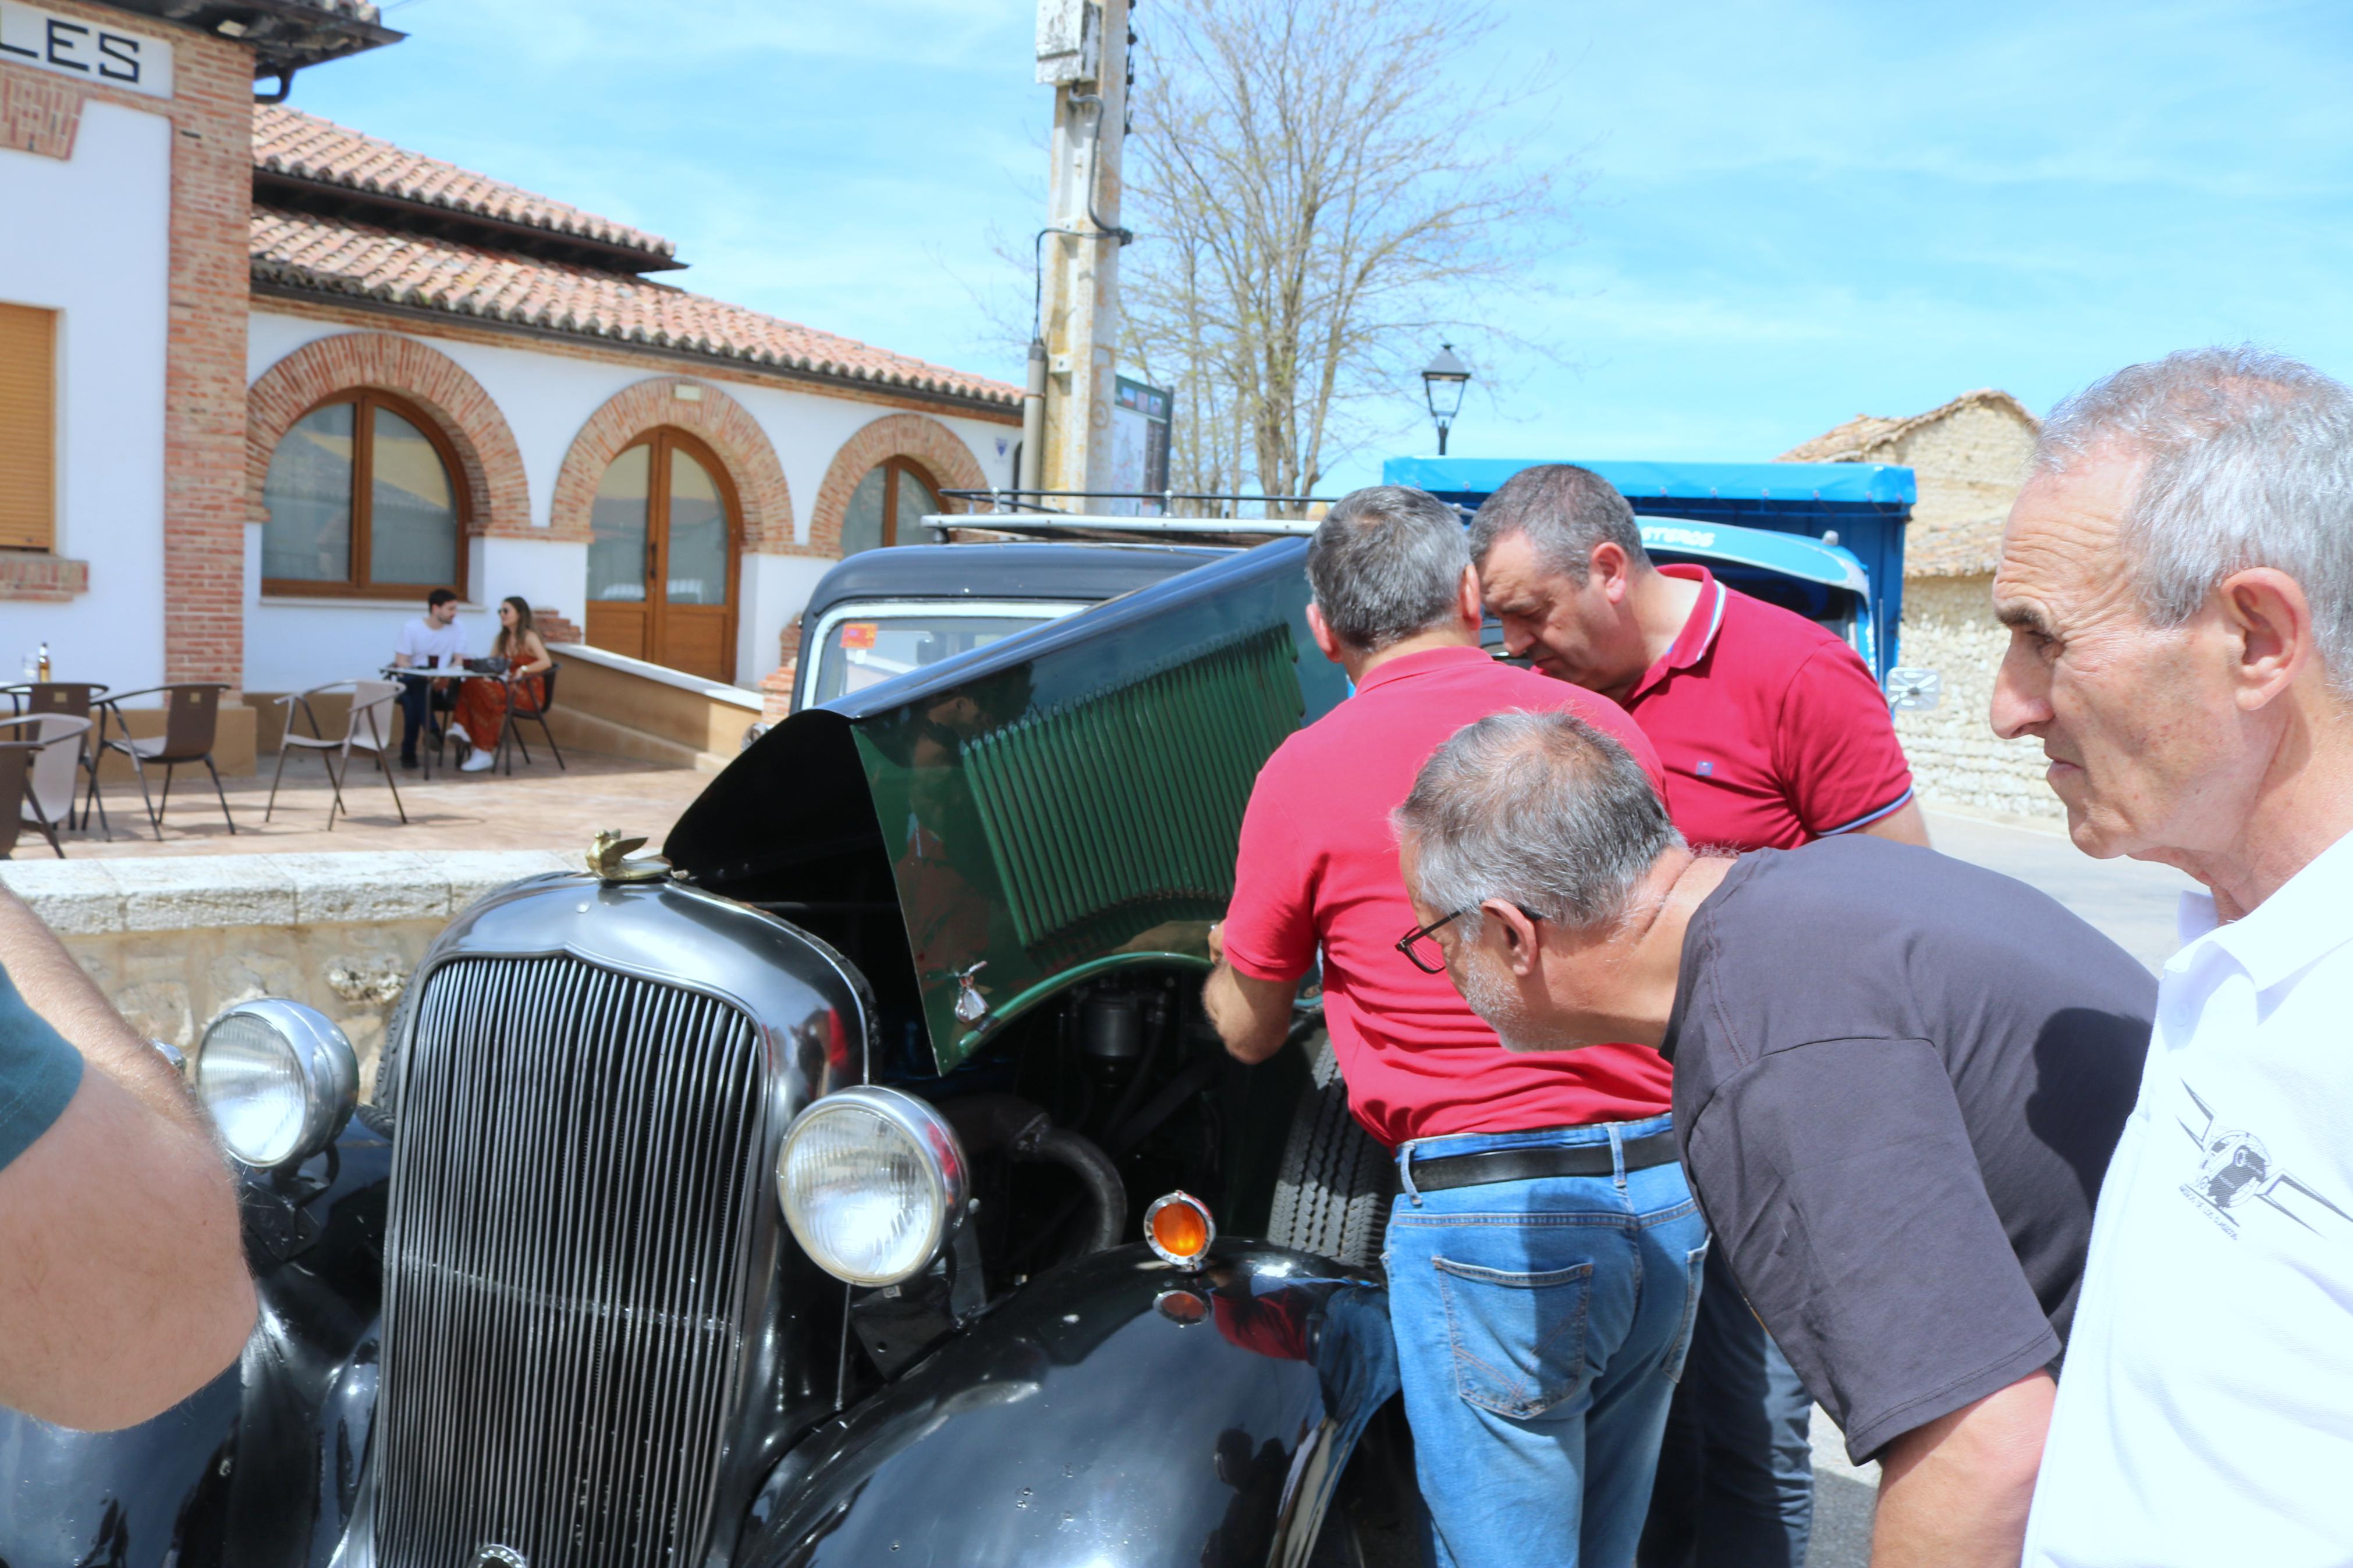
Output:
[1470,463,1925,1568]
[1204,485,1705,1568]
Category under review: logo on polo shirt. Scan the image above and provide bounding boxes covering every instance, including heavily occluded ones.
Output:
[1695,760,1715,777]
[2176,1083,2353,1240]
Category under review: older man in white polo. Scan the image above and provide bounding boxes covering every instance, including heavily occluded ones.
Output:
[1992,347,2353,1566]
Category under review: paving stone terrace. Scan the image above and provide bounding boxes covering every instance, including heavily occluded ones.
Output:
[34,747,711,861]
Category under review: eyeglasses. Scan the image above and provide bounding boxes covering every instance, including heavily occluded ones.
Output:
[1394,904,1547,975]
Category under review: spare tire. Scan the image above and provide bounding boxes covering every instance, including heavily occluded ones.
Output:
[1267,1029,1397,1268]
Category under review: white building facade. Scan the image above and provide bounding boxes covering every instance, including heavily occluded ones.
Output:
[2,2,1020,759]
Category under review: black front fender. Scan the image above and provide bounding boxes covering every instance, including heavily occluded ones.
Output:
[740,1243,1397,1568]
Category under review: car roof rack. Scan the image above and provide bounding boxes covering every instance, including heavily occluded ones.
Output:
[935,488,1331,545]
[921,513,1314,542]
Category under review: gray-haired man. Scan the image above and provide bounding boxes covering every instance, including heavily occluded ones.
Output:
[1475,462,1925,1568]
[1204,486,1698,1567]
[1394,710,2154,1568]
[1990,349,2353,1566]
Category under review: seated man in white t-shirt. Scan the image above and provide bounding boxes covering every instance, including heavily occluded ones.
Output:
[391,588,469,768]
[1994,347,2353,1567]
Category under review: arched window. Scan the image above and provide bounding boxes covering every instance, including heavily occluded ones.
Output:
[839,456,941,556]
[585,428,740,682]
[262,391,466,595]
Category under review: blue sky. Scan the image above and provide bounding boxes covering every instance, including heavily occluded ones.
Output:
[297,0,2353,492]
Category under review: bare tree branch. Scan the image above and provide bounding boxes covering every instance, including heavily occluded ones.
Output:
[1123,0,1571,510]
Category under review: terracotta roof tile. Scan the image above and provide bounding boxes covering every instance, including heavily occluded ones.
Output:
[249,208,1020,407]
[254,105,675,260]
[1777,389,2038,463]
[1777,412,1905,463]
[1779,390,2042,578]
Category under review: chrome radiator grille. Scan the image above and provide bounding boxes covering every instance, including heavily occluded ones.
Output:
[377,955,769,1568]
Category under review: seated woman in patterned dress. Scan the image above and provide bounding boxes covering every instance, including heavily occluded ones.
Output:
[450,596,553,773]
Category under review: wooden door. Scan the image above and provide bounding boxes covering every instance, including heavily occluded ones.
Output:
[584,430,740,682]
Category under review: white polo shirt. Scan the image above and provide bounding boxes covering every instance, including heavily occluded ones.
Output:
[2025,829,2353,1566]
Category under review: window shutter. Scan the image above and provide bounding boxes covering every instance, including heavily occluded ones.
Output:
[0,303,58,553]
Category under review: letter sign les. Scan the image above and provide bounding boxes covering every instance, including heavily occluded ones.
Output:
[0,2,173,97]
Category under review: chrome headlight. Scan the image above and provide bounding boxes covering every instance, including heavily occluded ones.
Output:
[194,1000,359,1169]
[778,1087,968,1287]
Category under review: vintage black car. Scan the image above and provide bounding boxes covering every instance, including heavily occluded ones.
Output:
[0,536,1424,1568]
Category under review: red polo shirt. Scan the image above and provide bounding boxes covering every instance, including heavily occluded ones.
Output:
[1624,566,1914,851]
[1222,645,1676,1147]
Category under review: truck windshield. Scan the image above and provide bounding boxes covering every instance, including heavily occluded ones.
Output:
[1651,557,1861,647]
[1479,567,1862,663]
[810,611,1063,706]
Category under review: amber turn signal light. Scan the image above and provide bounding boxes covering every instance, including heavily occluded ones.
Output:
[1155,1287,1209,1325]
[1144,1191,1215,1266]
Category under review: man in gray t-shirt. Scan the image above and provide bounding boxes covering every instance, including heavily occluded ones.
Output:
[1393,712,2154,1568]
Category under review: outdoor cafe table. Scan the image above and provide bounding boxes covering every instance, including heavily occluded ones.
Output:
[378,664,506,780]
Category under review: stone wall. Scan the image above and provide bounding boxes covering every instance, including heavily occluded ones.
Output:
[1783,390,2058,818]
[1882,403,2038,577]
[1894,575,2059,818]
[0,849,571,1098]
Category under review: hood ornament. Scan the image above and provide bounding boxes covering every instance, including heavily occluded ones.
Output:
[587,829,670,884]
[953,961,991,1025]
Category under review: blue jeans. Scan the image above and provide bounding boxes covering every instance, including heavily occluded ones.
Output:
[394,674,450,762]
[1385,1118,1708,1568]
[1637,1245,1816,1567]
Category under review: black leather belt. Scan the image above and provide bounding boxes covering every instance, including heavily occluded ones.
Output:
[1407,1130,1681,1192]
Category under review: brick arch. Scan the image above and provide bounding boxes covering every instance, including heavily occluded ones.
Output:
[807,413,988,557]
[247,332,531,538]
[549,378,794,550]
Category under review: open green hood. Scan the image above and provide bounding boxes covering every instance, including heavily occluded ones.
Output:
[668,539,1347,1073]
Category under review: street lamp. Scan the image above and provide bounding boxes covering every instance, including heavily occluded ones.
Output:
[1420,343,1471,456]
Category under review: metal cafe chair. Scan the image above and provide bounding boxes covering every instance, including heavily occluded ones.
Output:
[0,742,37,861]
[1,682,109,833]
[491,663,566,775]
[269,680,408,830]
[0,713,90,858]
[90,684,238,841]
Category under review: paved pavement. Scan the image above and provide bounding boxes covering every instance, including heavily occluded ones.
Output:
[34,748,711,861]
[1922,807,2197,973]
[1801,806,2194,1565]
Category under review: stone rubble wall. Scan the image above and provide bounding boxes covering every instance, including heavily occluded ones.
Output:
[1894,574,2061,819]
[0,851,573,1098]
[1880,405,2038,577]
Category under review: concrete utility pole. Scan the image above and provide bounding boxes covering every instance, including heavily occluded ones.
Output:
[1028,0,1132,508]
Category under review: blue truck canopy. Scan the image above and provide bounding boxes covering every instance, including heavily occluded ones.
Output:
[1380,457,1915,678]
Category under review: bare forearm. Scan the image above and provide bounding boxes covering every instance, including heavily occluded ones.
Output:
[0,1072,255,1428]
[0,901,251,1428]
[1871,1373,2053,1567]
[1858,798,1932,848]
[0,891,197,1125]
[1203,963,1292,1064]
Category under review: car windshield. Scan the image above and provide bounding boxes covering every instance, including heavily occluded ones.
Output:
[811,611,1063,705]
